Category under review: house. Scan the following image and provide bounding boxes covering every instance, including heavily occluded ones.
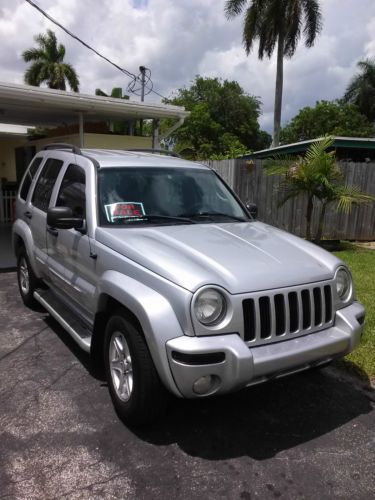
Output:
[244,137,375,161]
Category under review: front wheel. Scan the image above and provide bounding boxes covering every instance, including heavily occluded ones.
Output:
[17,248,39,307]
[104,311,169,426]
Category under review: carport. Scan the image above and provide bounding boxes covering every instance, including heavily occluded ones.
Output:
[0,81,188,150]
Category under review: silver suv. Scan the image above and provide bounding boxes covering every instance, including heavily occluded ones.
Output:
[13,144,365,425]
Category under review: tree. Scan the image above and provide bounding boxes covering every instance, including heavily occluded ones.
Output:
[22,29,79,91]
[225,0,322,147]
[343,59,375,123]
[166,76,271,160]
[265,136,375,243]
[280,100,375,144]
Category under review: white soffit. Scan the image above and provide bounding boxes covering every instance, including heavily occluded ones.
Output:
[0,82,189,127]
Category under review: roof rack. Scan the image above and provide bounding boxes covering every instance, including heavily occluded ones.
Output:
[43,143,82,155]
[127,148,181,158]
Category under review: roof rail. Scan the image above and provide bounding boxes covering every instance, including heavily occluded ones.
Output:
[127,148,181,158]
[43,143,82,155]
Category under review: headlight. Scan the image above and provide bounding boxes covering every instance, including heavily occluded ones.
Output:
[335,267,352,302]
[194,288,227,326]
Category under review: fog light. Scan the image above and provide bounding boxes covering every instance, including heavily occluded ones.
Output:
[193,375,215,395]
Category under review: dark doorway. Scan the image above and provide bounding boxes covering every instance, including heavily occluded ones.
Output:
[15,145,36,185]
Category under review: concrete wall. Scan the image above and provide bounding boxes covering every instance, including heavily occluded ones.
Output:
[0,136,28,182]
[31,133,152,152]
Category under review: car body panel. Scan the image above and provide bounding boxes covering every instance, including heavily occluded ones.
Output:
[95,221,339,294]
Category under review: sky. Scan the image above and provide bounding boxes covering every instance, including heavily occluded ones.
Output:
[1,0,375,132]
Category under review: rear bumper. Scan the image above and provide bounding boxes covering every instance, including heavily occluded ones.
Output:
[166,301,365,398]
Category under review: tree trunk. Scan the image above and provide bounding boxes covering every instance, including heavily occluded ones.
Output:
[314,201,328,245]
[272,31,284,148]
[306,195,314,240]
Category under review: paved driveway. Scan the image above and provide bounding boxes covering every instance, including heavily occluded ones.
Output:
[0,272,374,499]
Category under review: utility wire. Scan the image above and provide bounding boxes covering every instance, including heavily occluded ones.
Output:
[24,0,168,100]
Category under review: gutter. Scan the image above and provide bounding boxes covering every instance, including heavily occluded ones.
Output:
[159,117,187,141]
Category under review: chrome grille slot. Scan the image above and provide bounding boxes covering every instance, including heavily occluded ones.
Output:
[243,282,334,345]
[259,296,271,338]
[288,291,299,333]
[242,299,256,341]
[301,289,311,329]
[324,285,332,322]
[274,294,285,336]
[313,287,322,325]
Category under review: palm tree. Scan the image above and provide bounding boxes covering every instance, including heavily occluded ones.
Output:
[225,0,322,147]
[343,59,375,123]
[22,30,79,92]
[265,136,375,243]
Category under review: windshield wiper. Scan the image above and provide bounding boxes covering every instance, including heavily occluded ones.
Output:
[179,212,248,222]
[123,214,197,224]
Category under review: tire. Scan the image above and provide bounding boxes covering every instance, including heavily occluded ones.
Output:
[104,310,169,426]
[17,248,39,307]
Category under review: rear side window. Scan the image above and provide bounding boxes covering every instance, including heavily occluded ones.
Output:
[32,158,64,212]
[19,157,43,201]
[56,164,86,218]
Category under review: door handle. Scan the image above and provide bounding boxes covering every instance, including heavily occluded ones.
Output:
[47,227,58,237]
[24,211,32,219]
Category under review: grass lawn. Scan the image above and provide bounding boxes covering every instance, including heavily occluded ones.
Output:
[334,244,375,381]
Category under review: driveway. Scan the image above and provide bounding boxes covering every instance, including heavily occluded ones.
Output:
[0,271,374,499]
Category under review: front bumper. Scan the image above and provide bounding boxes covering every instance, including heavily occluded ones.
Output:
[166,301,365,398]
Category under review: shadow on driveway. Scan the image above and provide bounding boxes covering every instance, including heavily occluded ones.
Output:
[45,313,373,462]
[132,369,372,461]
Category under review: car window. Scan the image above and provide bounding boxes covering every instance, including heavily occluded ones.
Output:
[31,158,64,212]
[56,164,86,218]
[19,157,43,201]
[98,167,248,226]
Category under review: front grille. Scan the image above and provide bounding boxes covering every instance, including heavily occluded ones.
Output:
[243,284,333,343]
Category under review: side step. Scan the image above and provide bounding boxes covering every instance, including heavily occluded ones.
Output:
[34,290,92,353]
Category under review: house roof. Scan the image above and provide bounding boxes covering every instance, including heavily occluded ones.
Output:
[245,137,375,160]
[0,81,189,128]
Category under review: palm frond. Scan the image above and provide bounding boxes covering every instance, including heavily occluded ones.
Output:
[304,136,334,163]
[24,62,45,86]
[335,184,375,214]
[243,3,260,55]
[22,48,46,62]
[225,0,248,18]
[264,154,296,175]
[301,0,323,47]
[63,63,80,92]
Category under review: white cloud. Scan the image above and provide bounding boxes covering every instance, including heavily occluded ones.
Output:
[0,0,375,132]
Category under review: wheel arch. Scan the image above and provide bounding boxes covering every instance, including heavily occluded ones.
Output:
[91,271,184,397]
[12,219,42,278]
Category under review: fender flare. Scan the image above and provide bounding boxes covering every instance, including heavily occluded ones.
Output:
[96,270,185,397]
[12,219,42,278]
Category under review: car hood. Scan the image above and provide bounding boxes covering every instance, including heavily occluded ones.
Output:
[95,222,339,294]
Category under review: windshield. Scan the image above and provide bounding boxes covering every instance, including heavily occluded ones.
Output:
[98,167,249,226]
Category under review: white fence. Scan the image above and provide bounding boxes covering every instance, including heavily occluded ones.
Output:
[0,186,17,224]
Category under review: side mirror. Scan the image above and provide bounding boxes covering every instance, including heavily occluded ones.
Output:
[246,202,258,219]
[47,206,84,230]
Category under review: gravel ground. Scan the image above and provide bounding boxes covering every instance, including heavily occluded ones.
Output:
[1,271,375,500]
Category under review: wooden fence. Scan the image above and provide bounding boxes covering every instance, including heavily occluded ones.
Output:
[207,159,375,241]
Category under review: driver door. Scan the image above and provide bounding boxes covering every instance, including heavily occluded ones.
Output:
[47,163,96,321]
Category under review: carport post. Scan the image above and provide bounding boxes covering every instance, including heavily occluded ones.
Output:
[152,119,160,149]
[78,112,84,148]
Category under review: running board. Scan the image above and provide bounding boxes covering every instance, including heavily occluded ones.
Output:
[34,290,92,353]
